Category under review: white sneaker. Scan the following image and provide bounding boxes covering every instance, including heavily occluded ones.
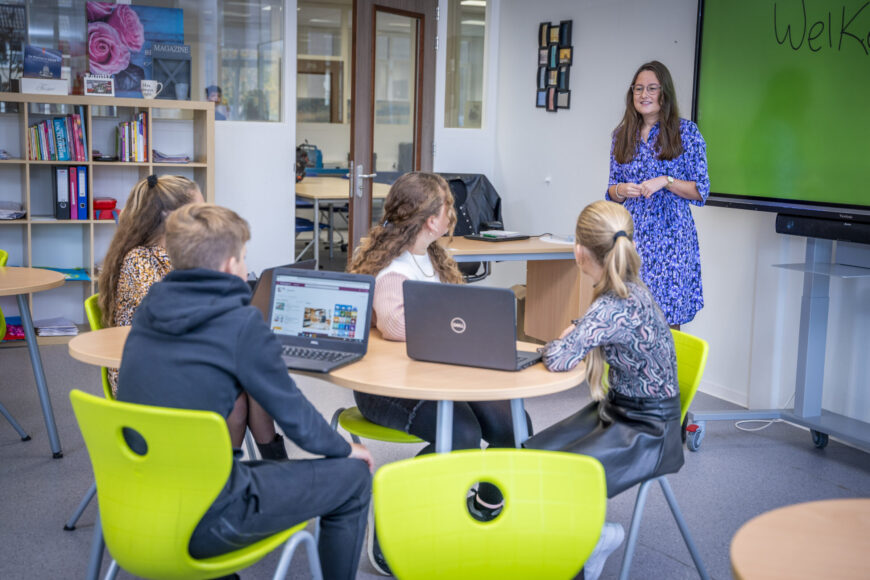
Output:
[584,522,625,580]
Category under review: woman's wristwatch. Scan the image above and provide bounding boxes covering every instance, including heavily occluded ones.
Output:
[666,175,675,186]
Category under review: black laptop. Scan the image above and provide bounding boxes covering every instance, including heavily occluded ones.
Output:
[262,267,376,373]
[403,280,542,371]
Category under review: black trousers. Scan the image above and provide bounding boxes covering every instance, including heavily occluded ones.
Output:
[354,391,532,503]
[189,454,371,580]
[525,390,683,498]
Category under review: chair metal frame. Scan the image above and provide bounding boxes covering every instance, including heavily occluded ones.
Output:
[617,329,711,580]
[70,389,322,580]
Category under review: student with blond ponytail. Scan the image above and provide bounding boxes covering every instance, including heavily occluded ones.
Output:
[525,200,684,580]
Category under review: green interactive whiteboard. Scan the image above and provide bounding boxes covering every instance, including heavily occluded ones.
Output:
[695,0,870,211]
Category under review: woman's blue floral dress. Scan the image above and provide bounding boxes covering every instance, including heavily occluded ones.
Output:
[606,118,710,325]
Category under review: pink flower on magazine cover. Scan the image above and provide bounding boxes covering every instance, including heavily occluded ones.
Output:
[88,21,130,75]
[86,2,114,22]
[107,5,144,52]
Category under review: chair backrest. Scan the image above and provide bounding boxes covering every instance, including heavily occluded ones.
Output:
[671,329,709,422]
[83,294,114,400]
[373,449,606,580]
[69,389,232,580]
[0,249,7,340]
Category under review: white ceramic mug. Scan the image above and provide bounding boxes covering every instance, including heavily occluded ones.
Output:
[141,80,163,99]
[174,83,189,100]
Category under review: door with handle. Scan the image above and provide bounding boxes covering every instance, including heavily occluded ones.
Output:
[349,0,436,253]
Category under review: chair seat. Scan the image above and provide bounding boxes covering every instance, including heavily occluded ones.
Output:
[295,217,328,233]
[337,407,424,444]
[192,520,308,577]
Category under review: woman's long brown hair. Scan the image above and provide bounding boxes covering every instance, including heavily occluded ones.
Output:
[612,60,682,164]
[98,175,200,326]
[348,172,463,284]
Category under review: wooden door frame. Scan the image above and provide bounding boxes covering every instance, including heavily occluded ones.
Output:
[349,0,436,253]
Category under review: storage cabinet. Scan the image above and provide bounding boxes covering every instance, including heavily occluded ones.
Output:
[0,93,214,323]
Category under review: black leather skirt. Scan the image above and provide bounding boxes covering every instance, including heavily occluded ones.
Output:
[524,390,684,497]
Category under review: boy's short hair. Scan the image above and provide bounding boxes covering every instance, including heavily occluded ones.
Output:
[165,203,250,271]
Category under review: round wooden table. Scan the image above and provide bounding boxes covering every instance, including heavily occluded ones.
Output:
[68,327,585,452]
[0,266,65,457]
[731,498,870,579]
[324,331,584,452]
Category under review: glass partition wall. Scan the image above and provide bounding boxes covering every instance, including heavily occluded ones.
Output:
[4,0,284,122]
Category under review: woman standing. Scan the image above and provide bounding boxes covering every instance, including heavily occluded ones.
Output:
[606,60,710,328]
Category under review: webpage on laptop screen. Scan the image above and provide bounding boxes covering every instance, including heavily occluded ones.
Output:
[270,275,370,343]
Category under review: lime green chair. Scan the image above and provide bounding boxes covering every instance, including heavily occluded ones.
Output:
[617,329,710,580]
[373,449,607,579]
[69,389,322,580]
[330,406,424,444]
[0,248,31,442]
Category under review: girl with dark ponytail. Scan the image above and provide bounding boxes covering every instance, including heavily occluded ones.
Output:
[525,200,684,580]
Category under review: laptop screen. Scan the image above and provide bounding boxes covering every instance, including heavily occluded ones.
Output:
[269,272,372,344]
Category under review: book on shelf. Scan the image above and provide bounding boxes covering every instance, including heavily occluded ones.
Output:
[116,112,148,162]
[28,114,88,161]
[54,166,70,219]
[52,165,88,220]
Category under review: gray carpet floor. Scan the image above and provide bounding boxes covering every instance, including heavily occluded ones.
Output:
[2,337,868,579]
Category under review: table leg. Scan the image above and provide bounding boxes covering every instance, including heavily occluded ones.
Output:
[510,399,529,448]
[313,199,321,270]
[16,294,62,458]
[328,202,335,260]
[435,400,454,453]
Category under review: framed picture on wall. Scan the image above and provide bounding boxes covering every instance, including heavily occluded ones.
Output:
[559,47,573,65]
[548,44,558,69]
[559,20,573,47]
[548,69,558,87]
[546,87,557,112]
[558,65,570,90]
[549,24,560,44]
[536,89,547,108]
[539,22,549,47]
[557,90,571,109]
[537,66,547,89]
[539,48,548,66]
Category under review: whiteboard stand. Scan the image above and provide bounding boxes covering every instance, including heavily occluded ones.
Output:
[687,239,870,452]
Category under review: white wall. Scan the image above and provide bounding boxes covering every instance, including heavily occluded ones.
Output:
[215,1,296,275]
[487,0,870,423]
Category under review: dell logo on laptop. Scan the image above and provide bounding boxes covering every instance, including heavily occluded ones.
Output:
[450,317,467,334]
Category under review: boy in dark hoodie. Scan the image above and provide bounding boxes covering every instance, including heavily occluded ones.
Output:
[117,203,374,579]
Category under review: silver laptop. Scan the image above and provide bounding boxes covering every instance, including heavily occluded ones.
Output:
[403,280,542,371]
[265,268,375,373]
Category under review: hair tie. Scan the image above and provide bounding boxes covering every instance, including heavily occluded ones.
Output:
[146,174,158,189]
[382,219,389,227]
[612,230,629,246]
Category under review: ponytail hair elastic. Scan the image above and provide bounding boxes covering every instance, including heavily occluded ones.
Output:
[146,174,158,189]
[612,230,629,246]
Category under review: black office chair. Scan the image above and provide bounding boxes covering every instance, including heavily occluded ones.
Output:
[440,173,503,282]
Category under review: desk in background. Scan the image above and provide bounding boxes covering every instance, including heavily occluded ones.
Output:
[295,177,391,269]
[442,236,591,342]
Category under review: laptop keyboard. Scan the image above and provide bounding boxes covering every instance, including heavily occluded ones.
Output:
[282,345,352,362]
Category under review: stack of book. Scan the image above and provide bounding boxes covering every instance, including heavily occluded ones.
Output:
[152,149,190,164]
[116,112,148,162]
[27,108,88,161]
[34,317,78,337]
[53,166,89,220]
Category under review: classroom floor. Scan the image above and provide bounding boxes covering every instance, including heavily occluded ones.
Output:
[2,337,869,579]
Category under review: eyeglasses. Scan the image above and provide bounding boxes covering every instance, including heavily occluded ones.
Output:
[631,84,661,95]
